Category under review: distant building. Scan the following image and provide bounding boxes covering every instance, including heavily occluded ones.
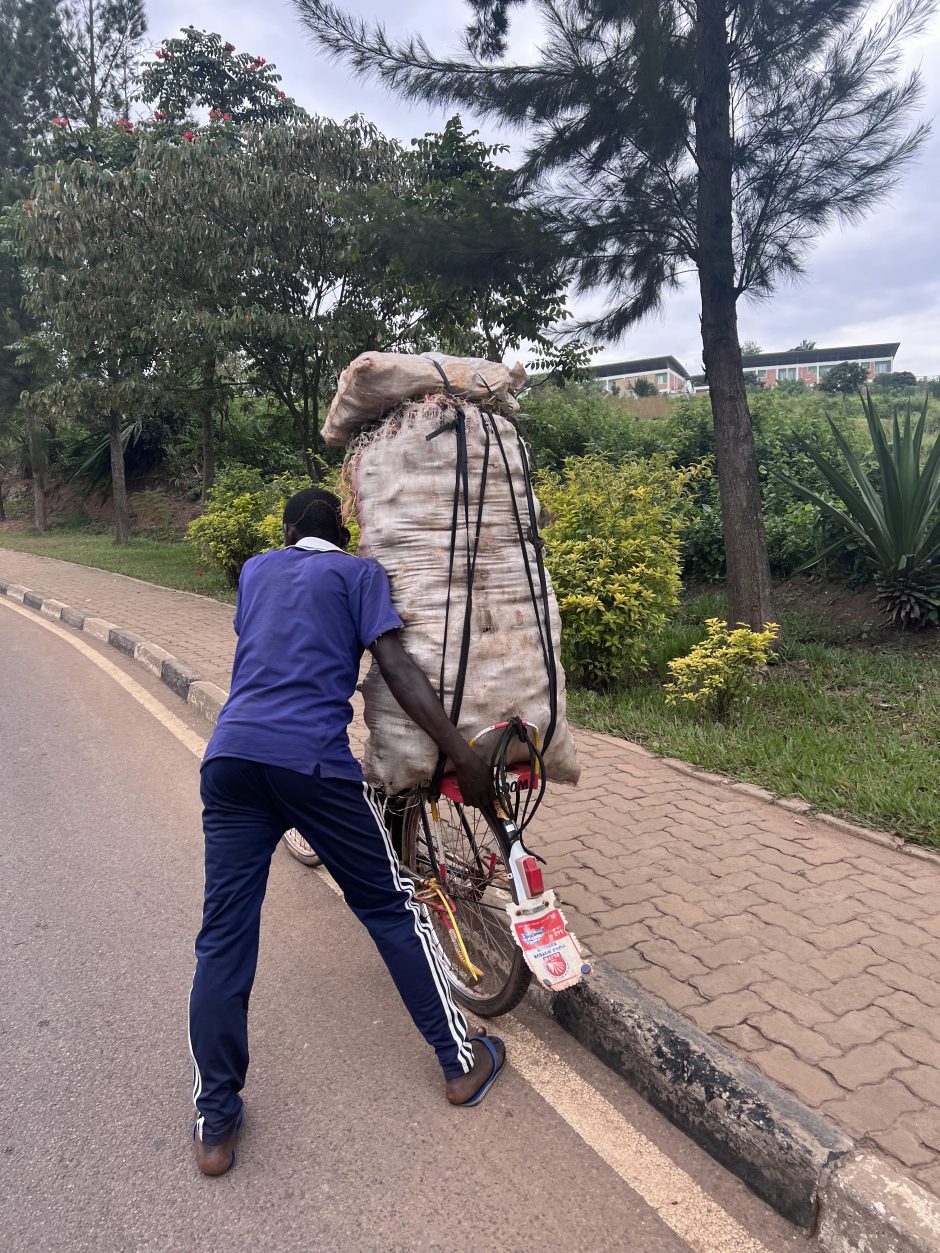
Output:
[740,342,900,388]
[592,355,691,395]
[593,342,901,395]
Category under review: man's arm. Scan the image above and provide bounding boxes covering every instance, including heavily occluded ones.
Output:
[370,632,495,811]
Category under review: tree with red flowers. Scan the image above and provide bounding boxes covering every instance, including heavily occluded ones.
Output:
[140,27,304,125]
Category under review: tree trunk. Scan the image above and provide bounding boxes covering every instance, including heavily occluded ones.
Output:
[301,393,320,480]
[694,0,775,630]
[0,475,5,521]
[200,354,216,502]
[108,409,131,544]
[27,410,47,533]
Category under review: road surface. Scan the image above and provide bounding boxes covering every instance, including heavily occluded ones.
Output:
[0,599,809,1252]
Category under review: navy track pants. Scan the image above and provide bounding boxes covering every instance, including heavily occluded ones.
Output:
[189,756,474,1144]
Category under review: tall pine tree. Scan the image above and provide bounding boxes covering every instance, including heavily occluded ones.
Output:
[294,0,934,628]
[1,0,76,191]
[0,0,76,528]
[61,0,147,128]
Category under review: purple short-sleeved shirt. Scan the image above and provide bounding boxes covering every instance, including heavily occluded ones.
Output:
[203,546,403,779]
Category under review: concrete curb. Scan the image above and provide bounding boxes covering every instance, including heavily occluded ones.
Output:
[0,578,213,727]
[816,1154,940,1252]
[3,574,939,1247]
[549,957,851,1227]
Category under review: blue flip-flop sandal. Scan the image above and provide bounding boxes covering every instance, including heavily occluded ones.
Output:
[458,1035,506,1108]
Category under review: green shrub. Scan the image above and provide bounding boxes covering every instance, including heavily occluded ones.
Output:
[537,454,704,687]
[221,396,309,478]
[519,385,672,470]
[775,392,940,628]
[521,384,868,583]
[681,479,726,583]
[187,468,309,586]
[665,618,779,717]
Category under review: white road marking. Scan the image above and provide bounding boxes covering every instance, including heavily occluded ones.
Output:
[4,594,774,1253]
[500,1021,772,1253]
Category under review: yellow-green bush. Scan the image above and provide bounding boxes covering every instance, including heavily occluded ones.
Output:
[537,454,704,687]
[187,467,360,586]
[665,619,779,717]
[187,469,309,586]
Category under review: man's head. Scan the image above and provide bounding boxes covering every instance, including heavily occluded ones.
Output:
[283,488,350,550]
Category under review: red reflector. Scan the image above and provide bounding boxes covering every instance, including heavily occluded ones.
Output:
[522,856,544,897]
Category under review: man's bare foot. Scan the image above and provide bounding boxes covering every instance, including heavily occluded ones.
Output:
[445,1029,506,1106]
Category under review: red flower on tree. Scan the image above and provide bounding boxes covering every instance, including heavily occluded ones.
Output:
[224,41,235,52]
[182,130,195,143]
[279,91,286,99]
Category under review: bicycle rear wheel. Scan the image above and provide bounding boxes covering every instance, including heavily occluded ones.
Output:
[400,796,531,1018]
[281,828,322,867]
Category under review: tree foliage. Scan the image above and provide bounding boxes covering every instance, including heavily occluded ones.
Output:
[21,109,574,494]
[139,27,304,125]
[820,361,869,394]
[0,0,77,190]
[873,370,918,391]
[296,0,931,334]
[294,0,934,631]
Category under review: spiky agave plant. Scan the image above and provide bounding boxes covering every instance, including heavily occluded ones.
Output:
[774,391,940,629]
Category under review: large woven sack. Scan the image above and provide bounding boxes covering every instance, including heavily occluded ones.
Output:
[322,351,528,447]
[350,400,580,794]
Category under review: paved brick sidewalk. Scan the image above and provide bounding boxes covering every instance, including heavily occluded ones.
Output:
[4,548,939,1194]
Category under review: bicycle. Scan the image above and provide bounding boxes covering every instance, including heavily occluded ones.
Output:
[282,715,587,1018]
[281,392,587,1014]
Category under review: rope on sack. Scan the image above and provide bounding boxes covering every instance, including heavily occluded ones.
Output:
[488,419,559,755]
[423,361,558,830]
[425,361,490,800]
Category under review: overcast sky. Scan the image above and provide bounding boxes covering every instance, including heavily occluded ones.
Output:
[146,0,940,376]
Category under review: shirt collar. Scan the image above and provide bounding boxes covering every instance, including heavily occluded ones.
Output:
[292,536,344,554]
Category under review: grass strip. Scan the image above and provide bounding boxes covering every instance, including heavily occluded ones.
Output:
[570,598,940,847]
[0,530,234,602]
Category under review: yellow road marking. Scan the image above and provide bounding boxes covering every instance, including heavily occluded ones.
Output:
[3,593,773,1253]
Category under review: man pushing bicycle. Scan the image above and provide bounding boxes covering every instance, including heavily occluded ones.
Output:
[189,487,507,1177]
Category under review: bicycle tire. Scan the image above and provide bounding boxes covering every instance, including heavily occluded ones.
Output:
[281,828,322,867]
[400,795,531,1018]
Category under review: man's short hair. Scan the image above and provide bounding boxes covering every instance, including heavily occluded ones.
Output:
[283,487,344,542]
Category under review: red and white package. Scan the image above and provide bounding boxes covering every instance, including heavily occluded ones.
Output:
[507,891,590,992]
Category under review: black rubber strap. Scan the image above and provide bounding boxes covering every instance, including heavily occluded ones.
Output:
[428,406,490,799]
[488,417,558,756]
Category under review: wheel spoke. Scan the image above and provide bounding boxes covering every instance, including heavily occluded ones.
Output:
[403,798,523,1005]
